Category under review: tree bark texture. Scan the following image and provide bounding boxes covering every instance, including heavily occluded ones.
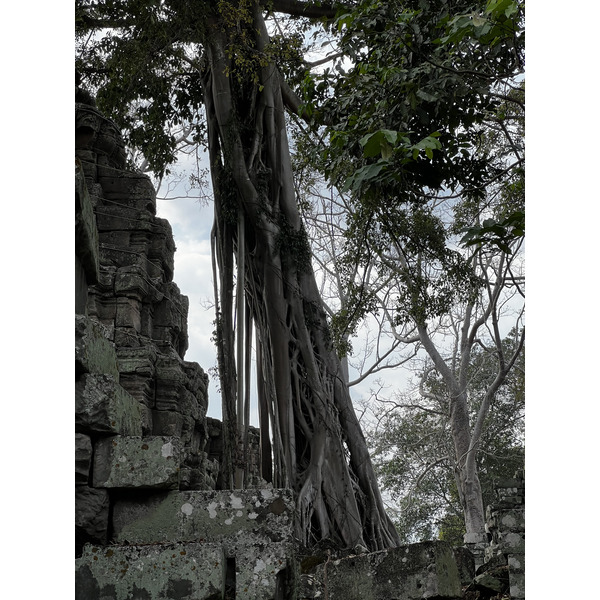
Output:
[416,323,487,539]
[200,6,399,551]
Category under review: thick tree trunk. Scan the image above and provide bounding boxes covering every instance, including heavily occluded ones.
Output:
[449,388,486,537]
[200,6,399,550]
[416,322,486,539]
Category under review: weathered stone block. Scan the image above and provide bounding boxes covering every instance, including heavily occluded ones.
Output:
[148,218,175,280]
[76,373,143,436]
[310,541,462,600]
[75,315,119,379]
[116,346,157,407]
[508,552,525,574]
[153,285,187,330]
[112,488,295,546]
[76,487,110,546]
[499,530,524,553]
[152,410,185,437]
[233,541,292,600]
[473,566,509,595]
[75,542,224,600]
[98,171,156,211]
[178,389,203,423]
[95,204,157,233]
[499,509,525,532]
[77,104,127,168]
[453,546,475,586]
[75,433,93,484]
[99,244,149,274]
[87,294,117,327]
[509,570,525,600]
[155,354,188,411]
[113,327,143,348]
[139,404,154,435]
[113,491,181,542]
[183,360,209,400]
[114,265,150,300]
[93,436,180,489]
[115,296,142,331]
[75,148,98,180]
[179,415,195,449]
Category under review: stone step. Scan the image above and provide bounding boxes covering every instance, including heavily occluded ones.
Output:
[112,488,295,548]
[75,542,225,600]
[76,537,294,600]
[302,541,463,600]
[93,435,180,489]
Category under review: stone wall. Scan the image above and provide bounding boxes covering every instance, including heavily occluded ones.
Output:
[460,472,525,599]
[484,472,525,599]
[75,102,296,599]
[75,102,216,555]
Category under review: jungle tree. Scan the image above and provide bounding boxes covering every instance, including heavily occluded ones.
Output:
[76,0,400,551]
[292,0,525,542]
[76,0,524,550]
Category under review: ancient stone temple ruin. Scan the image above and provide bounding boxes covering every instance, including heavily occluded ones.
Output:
[75,100,524,599]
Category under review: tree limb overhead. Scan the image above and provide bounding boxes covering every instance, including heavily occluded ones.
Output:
[268,0,349,19]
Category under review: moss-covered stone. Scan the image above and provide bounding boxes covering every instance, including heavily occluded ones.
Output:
[112,488,295,546]
[75,542,224,600]
[75,487,110,547]
[75,315,120,379]
[309,541,462,600]
[76,373,143,436]
[93,436,180,489]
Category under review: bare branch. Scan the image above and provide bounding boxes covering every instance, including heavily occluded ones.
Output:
[305,51,345,68]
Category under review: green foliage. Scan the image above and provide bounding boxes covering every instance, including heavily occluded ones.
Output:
[76,0,207,176]
[368,329,524,543]
[456,81,525,252]
[460,210,524,254]
[293,0,524,332]
[310,0,524,196]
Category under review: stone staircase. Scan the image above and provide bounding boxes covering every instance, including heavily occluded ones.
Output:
[75,487,297,599]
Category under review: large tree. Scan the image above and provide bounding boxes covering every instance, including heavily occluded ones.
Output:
[367,327,524,545]
[77,0,524,550]
[76,0,400,551]
[291,0,524,543]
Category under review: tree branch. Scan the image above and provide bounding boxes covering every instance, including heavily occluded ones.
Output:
[77,14,134,30]
[268,0,348,19]
[280,78,313,122]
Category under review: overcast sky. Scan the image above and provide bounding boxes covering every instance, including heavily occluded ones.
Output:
[154,151,225,421]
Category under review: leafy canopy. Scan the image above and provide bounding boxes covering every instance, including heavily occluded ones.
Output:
[292,0,524,329]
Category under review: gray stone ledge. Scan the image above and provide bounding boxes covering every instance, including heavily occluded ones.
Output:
[112,488,295,546]
[93,436,180,489]
[308,541,462,600]
[75,542,224,600]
